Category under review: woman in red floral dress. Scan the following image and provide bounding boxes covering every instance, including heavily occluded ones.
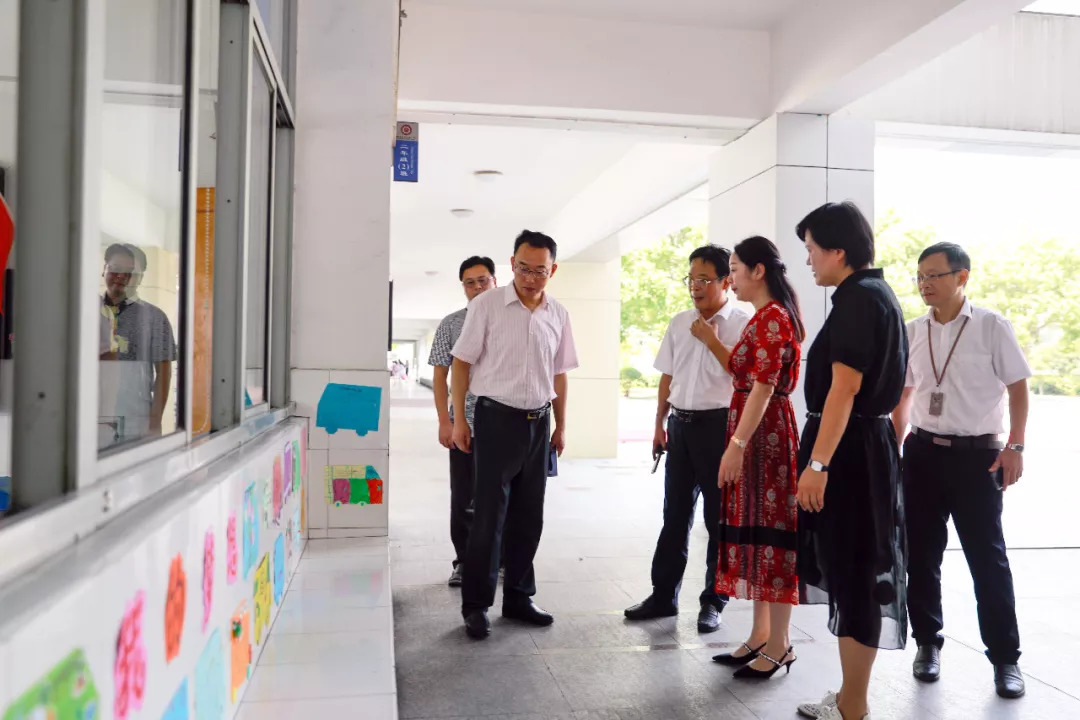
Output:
[699,235,804,679]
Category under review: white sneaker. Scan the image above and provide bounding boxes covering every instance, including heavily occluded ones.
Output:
[797,692,837,719]
[813,705,870,720]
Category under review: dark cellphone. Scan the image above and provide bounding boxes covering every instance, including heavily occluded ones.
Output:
[652,449,664,474]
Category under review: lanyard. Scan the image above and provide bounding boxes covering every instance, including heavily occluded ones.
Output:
[927,315,970,388]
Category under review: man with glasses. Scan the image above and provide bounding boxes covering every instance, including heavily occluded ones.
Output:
[624,245,750,632]
[428,255,497,587]
[891,242,1029,699]
[450,230,578,639]
[99,243,177,449]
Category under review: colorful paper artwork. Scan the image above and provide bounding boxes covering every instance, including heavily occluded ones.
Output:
[292,438,302,496]
[1,649,100,720]
[273,456,284,523]
[283,444,294,508]
[229,603,252,703]
[285,518,295,567]
[292,506,303,557]
[253,554,271,645]
[165,555,187,663]
[262,474,274,528]
[116,591,148,720]
[202,530,215,632]
[226,513,238,585]
[161,678,189,720]
[193,630,226,720]
[324,465,384,506]
[242,483,259,579]
[273,534,286,606]
[316,383,381,436]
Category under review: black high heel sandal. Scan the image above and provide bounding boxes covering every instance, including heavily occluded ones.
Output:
[732,645,796,679]
[712,641,767,666]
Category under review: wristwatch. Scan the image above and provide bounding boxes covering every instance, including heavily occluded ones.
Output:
[808,459,829,472]
[1005,443,1024,454]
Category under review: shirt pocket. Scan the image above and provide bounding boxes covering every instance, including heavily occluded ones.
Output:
[952,351,994,381]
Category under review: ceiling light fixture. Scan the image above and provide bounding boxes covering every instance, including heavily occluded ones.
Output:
[472,170,503,183]
[450,208,474,219]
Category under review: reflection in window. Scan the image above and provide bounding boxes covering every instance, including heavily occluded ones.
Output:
[245,59,273,408]
[99,0,186,451]
[0,0,17,515]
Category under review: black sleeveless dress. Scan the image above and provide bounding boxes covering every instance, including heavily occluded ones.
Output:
[797,269,910,650]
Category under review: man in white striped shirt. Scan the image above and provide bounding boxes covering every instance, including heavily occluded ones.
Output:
[451,230,579,639]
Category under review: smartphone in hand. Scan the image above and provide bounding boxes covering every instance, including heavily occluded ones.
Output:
[651,448,664,474]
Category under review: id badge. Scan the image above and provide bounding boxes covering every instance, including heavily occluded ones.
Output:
[929,391,945,417]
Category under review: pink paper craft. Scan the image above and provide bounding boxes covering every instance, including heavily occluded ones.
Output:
[114,590,147,720]
[226,514,238,584]
[203,530,215,632]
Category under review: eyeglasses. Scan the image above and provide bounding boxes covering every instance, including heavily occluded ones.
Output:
[462,276,493,289]
[683,276,724,289]
[514,264,550,279]
[913,270,960,286]
[104,264,138,276]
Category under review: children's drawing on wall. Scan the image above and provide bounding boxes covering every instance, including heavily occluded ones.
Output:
[193,630,225,720]
[253,554,271,645]
[325,465,384,507]
[292,506,303,558]
[116,591,148,720]
[1,649,100,720]
[273,534,286,606]
[282,444,294,508]
[285,518,295,567]
[165,556,187,663]
[316,383,381,436]
[242,483,259,579]
[226,513,238,585]
[262,473,274,528]
[273,456,284,523]
[292,439,302,497]
[229,603,252,703]
[202,530,215,632]
[161,678,189,720]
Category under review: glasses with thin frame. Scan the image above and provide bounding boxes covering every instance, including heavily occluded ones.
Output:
[683,275,723,289]
[913,270,960,286]
[463,276,493,289]
[514,264,550,279]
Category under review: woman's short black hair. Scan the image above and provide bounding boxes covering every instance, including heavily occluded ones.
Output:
[919,242,971,272]
[514,230,558,261]
[688,244,731,277]
[796,201,875,269]
[458,256,495,281]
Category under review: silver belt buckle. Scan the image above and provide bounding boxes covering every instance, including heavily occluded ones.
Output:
[526,409,542,420]
[932,435,952,447]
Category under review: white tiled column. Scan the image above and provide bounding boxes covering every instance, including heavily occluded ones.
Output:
[291,1,399,538]
[547,260,620,459]
[708,113,874,426]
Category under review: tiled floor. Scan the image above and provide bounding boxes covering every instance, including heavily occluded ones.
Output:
[388,383,1080,719]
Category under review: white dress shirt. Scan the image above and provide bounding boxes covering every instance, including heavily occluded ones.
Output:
[452,284,579,410]
[654,302,751,411]
[905,299,1031,437]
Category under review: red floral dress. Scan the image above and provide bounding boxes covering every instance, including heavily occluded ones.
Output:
[715,302,802,605]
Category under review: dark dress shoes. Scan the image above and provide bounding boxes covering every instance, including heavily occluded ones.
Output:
[913,645,941,682]
[463,610,490,639]
[697,603,721,633]
[994,664,1025,699]
[624,595,678,621]
[503,600,554,627]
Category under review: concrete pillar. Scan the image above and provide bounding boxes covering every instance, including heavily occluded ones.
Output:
[708,113,874,426]
[547,260,620,459]
[291,0,399,538]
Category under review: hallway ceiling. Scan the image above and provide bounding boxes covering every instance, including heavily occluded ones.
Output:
[405,0,800,30]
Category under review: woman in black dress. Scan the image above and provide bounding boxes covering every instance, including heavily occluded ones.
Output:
[793,202,909,720]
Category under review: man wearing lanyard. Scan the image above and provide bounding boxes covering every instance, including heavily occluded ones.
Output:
[624,245,749,633]
[428,256,497,587]
[451,230,579,640]
[892,242,1029,699]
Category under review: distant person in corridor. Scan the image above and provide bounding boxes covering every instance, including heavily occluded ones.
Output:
[891,242,1029,700]
[451,230,578,640]
[428,256,497,588]
[624,245,750,633]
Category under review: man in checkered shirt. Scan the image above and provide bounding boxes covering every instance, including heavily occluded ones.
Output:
[428,256,497,587]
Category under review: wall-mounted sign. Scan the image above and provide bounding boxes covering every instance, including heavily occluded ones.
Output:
[393,122,418,183]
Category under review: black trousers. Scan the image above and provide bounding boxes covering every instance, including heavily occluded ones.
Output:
[650,410,730,611]
[461,398,550,613]
[903,433,1021,664]
[449,447,475,568]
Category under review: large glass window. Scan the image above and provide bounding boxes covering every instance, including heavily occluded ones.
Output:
[0,0,18,516]
[244,57,273,408]
[98,0,187,452]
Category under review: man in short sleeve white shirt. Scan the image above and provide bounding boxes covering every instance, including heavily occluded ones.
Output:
[892,242,1030,699]
[450,230,579,640]
[623,246,750,633]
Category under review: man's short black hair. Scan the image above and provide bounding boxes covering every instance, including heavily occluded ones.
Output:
[796,201,875,269]
[513,230,557,262]
[688,244,731,277]
[459,255,495,281]
[127,244,148,272]
[919,242,971,272]
[105,243,135,264]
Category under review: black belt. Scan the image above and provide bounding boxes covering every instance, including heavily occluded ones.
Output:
[477,397,551,421]
[735,388,789,397]
[806,411,890,420]
[912,427,1004,450]
[670,407,728,423]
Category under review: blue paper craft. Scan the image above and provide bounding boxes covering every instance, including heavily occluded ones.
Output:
[193,631,225,720]
[242,484,259,580]
[162,678,189,720]
[316,383,381,436]
[273,534,285,606]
